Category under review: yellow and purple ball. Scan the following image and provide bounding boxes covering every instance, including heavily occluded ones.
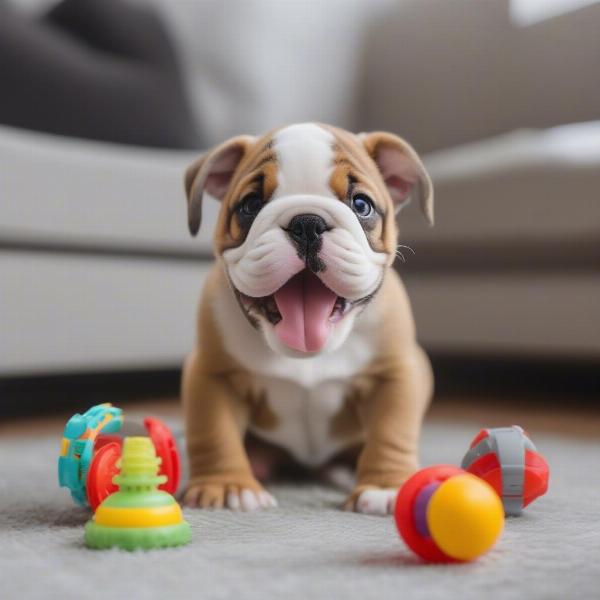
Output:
[395,465,504,562]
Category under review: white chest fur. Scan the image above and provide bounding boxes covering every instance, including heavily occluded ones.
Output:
[212,276,378,466]
[250,375,354,466]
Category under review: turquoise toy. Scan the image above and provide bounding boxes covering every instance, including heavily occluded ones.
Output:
[58,404,123,506]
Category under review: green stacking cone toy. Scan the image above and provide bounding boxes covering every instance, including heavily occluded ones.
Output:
[85,436,191,550]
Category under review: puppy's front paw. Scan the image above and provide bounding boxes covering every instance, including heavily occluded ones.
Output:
[184,480,277,511]
[344,487,399,515]
[226,488,278,511]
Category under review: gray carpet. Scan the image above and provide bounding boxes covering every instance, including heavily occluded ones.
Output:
[1,418,599,600]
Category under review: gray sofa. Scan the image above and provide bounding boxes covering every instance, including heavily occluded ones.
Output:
[1,0,599,375]
[360,0,600,359]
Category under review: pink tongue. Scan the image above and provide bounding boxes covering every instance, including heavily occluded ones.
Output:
[273,271,338,353]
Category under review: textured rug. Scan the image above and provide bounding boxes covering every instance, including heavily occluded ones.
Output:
[1,418,598,600]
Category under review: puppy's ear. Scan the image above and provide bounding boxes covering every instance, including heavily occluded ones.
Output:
[184,135,255,236]
[359,132,434,225]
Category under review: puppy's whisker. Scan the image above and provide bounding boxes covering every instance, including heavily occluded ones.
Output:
[395,244,416,264]
[396,244,415,255]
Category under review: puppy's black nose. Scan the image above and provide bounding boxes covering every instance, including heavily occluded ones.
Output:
[287,214,328,248]
[286,214,328,272]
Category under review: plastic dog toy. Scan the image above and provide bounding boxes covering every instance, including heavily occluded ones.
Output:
[395,465,504,562]
[58,403,180,510]
[461,425,549,516]
[85,436,191,551]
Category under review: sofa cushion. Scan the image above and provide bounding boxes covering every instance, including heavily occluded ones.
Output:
[399,122,600,271]
[0,250,209,374]
[361,0,600,152]
[0,125,216,255]
[144,0,395,145]
[404,271,600,357]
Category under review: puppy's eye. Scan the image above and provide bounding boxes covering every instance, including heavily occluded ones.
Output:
[239,193,264,217]
[351,194,373,218]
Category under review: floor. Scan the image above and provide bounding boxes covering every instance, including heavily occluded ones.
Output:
[2,394,599,439]
[1,397,599,600]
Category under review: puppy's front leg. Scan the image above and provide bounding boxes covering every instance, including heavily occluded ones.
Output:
[346,346,433,515]
[182,352,276,510]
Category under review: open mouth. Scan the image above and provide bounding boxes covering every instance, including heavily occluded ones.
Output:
[236,269,352,353]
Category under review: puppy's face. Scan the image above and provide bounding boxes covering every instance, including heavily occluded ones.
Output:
[185,123,433,357]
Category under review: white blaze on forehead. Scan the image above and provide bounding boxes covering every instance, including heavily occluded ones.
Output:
[272,123,336,198]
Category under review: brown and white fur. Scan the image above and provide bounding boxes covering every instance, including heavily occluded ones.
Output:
[182,123,434,515]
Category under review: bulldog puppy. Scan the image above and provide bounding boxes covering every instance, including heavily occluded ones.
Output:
[182,123,434,515]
